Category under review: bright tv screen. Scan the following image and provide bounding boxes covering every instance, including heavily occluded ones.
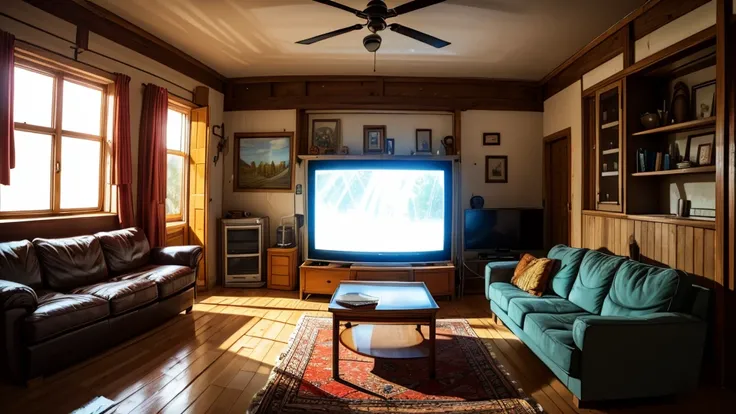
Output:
[307,159,453,263]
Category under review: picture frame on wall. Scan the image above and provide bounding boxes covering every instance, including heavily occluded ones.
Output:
[311,119,341,154]
[697,143,713,166]
[686,132,715,165]
[233,132,295,192]
[363,125,386,153]
[483,132,501,146]
[485,155,508,183]
[691,80,716,119]
[415,129,432,153]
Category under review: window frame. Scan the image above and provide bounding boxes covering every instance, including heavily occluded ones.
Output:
[165,101,191,223]
[1,58,111,218]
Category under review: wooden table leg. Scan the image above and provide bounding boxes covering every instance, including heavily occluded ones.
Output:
[429,315,436,379]
[332,316,340,379]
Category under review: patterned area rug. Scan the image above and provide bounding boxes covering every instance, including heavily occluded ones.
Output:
[248,316,541,413]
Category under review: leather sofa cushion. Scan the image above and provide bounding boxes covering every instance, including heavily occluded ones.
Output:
[94,228,151,275]
[0,240,43,289]
[547,245,588,299]
[33,236,108,291]
[117,265,195,299]
[524,312,588,377]
[507,296,585,328]
[72,278,158,316]
[601,260,690,317]
[567,251,626,315]
[25,291,110,344]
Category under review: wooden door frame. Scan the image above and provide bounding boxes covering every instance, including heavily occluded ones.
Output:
[543,128,572,249]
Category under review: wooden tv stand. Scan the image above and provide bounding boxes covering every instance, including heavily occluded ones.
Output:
[299,261,455,300]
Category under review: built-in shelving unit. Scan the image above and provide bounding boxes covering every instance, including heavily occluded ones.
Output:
[631,117,716,136]
[601,171,619,177]
[631,165,715,177]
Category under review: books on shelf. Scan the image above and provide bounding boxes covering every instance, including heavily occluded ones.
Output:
[637,149,672,173]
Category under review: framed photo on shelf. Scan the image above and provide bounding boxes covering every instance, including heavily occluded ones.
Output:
[691,80,716,119]
[311,119,341,154]
[485,155,508,183]
[415,129,432,153]
[233,132,295,192]
[483,132,501,146]
[363,125,386,153]
[686,132,715,164]
[697,144,713,166]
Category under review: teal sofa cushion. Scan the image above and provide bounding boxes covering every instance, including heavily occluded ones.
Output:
[489,283,533,311]
[601,260,690,317]
[524,312,589,376]
[507,296,584,327]
[547,245,588,298]
[567,251,626,314]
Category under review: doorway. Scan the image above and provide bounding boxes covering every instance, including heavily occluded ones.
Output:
[543,128,572,249]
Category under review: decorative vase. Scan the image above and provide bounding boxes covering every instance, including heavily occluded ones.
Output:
[640,112,660,129]
[470,195,484,209]
[671,82,690,124]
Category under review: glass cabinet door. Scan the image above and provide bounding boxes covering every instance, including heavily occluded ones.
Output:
[596,81,623,212]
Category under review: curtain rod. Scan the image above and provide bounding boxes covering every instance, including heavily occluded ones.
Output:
[1,12,194,98]
[140,83,196,106]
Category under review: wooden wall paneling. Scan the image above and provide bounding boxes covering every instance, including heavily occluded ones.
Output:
[694,227,705,277]
[647,222,656,263]
[668,224,677,268]
[640,221,649,259]
[661,223,670,266]
[654,222,663,263]
[635,220,642,252]
[296,109,308,156]
[704,229,716,288]
[24,0,226,91]
[614,218,622,255]
[685,226,695,274]
[677,226,687,270]
[0,214,120,242]
[454,110,462,156]
[627,220,635,256]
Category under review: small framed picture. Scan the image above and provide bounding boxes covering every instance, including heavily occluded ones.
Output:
[697,143,713,166]
[311,119,341,154]
[485,155,508,183]
[386,138,395,155]
[415,129,432,153]
[363,125,386,153]
[483,132,501,146]
[692,80,716,119]
[686,132,715,164]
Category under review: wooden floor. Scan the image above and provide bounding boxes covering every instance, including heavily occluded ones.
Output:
[1,288,734,414]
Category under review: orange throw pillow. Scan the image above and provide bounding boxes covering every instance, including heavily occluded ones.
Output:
[513,253,536,280]
[511,256,555,297]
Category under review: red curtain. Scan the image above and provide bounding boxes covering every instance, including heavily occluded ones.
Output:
[0,30,15,186]
[112,73,134,228]
[137,84,168,247]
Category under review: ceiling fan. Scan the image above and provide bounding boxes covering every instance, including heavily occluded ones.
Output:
[296,0,450,53]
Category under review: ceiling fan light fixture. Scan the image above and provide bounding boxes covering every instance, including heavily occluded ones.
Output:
[363,33,382,52]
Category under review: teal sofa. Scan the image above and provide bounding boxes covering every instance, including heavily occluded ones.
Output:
[484,245,709,405]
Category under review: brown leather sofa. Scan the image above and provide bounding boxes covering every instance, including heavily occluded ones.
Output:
[0,227,202,383]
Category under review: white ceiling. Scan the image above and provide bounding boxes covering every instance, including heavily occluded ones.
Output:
[90,0,646,80]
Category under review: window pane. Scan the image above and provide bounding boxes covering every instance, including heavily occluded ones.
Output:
[62,80,102,135]
[166,154,184,216]
[0,131,52,212]
[14,67,54,128]
[60,137,101,209]
[167,109,186,151]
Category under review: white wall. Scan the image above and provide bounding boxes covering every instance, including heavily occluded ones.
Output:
[1,0,225,288]
[543,81,583,247]
[222,110,297,245]
[582,54,623,90]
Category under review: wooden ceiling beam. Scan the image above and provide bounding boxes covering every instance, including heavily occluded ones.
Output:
[24,0,226,92]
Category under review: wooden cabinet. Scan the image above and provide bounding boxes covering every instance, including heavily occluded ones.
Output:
[299,262,455,299]
[595,81,624,212]
[267,247,298,290]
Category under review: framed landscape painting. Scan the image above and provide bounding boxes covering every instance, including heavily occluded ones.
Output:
[234,132,295,192]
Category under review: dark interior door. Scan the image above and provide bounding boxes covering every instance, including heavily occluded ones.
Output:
[545,133,571,248]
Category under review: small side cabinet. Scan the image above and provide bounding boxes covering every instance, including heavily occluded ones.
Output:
[267,247,298,290]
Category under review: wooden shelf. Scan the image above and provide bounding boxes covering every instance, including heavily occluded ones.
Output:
[631,117,715,136]
[601,171,619,177]
[582,210,716,229]
[601,120,619,130]
[631,165,716,176]
[602,148,620,155]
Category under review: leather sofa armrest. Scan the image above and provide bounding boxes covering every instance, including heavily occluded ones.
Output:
[484,261,518,300]
[150,246,203,269]
[0,280,37,312]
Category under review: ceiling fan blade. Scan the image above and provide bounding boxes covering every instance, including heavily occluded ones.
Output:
[296,24,364,45]
[388,24,450,48]
[312,0,367,18]
[389,0,446,17]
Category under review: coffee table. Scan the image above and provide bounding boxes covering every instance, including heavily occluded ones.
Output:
[328,281,440,379]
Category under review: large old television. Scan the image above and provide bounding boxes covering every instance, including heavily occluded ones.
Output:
[306,159,454,263]
[464,208,543,251]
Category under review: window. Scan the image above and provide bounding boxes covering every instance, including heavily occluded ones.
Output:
[166,105,190,222]
[0,62,108,216]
